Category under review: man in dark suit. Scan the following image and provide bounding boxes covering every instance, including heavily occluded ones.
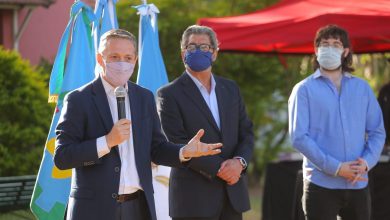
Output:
[54,29,222,220]
[378,81,390,147]
[157,25,254,220]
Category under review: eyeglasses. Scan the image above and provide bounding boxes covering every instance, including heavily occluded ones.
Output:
[319,42,343,49]
[185,44,213,53]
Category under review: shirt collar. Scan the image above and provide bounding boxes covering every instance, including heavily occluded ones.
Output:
[186,71,216,92]
[101,76,129,96]
[313,68,353,79]
[344,72,353,78]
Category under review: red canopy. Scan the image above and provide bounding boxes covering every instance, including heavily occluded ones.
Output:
[198,0,390,54]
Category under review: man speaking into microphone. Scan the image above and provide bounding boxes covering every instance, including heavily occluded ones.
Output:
[54,29,222,220]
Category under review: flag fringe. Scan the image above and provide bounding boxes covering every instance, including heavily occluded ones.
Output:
[48,95,58,103]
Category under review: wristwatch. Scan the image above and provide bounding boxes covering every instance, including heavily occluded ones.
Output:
[235,157,247,170]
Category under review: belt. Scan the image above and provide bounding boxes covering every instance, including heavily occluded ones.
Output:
[116,190,141,203]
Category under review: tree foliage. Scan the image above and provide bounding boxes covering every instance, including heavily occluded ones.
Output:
[0,48,52,176]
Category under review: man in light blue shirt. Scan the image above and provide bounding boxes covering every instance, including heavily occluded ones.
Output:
[289,25,385,220]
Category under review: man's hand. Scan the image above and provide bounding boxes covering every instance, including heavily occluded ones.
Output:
[217,159,243,185]
[105,119,131,148]
[349,158,368,185]
[182,129,222,158]
[349,158,368,174]
[338,159,368,184]
[338,161,360,179]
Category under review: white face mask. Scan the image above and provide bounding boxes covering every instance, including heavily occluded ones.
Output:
[316,46,343,70]
[104,61,135,87]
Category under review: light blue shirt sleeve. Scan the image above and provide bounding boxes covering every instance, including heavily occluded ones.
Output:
[288,84,341,176]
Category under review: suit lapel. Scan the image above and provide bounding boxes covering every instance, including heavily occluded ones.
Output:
[92,77,114,132]
[128,82,141,156]
[91,77,118,155]
[215,77,228,142]
[180,73,220,133]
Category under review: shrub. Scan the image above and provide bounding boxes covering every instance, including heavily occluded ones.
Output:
[0,47,52,176]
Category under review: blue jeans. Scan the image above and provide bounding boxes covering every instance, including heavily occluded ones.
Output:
[302,180,371,220]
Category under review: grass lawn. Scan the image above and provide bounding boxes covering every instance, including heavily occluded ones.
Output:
[244,184,262,220]
[0,210,34,220]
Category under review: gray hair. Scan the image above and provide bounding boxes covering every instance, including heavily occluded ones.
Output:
[180,25,219,50]
[98,29,138,55]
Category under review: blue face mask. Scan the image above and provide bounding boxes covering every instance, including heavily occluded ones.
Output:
[184,49,213,72]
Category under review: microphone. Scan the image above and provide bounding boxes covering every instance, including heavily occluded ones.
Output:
[114,86,127,120]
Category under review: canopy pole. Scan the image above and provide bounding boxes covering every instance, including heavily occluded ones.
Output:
[277,53,288,70]
[142,0,147,4]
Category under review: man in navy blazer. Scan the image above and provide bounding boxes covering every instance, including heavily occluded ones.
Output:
[157,25,254,220]
[54,29,222,220]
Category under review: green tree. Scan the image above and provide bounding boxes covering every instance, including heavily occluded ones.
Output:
[0,48,52,176]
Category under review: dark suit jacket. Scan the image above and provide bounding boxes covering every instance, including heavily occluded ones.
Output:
[157,73,254,218]
[54,77,182,220]
[378,82,390,145]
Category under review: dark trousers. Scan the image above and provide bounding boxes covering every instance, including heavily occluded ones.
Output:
[173,190,242,220]
[115,191,151,220]
[302,180,371,220]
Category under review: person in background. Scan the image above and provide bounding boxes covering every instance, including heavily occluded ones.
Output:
[378,71,390,151]
[288,24,385,220]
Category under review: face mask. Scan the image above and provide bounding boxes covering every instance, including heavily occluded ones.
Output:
[184,49,213,72]
[104,61,135,87]
[316,46,343,70]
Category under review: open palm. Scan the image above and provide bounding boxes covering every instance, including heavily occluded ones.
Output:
[182,129,222,158]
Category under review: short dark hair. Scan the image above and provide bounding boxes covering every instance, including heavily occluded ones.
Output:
[98,29,138,55]
[312,24,354,73]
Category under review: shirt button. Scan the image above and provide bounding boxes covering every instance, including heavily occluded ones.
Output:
[114,167,120,172]
[112,193,118,199]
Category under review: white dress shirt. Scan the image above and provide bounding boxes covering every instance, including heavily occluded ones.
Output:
[186,72,220,129]
[186,72,247,168]
[96,78,142,195]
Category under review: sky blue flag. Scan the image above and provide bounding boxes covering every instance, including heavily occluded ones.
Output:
[134,3,172,220]
[93,0,119,54]
[30,1,96,219]
[135,3,168,95]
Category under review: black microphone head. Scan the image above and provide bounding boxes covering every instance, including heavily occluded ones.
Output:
[114,86,126,98]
